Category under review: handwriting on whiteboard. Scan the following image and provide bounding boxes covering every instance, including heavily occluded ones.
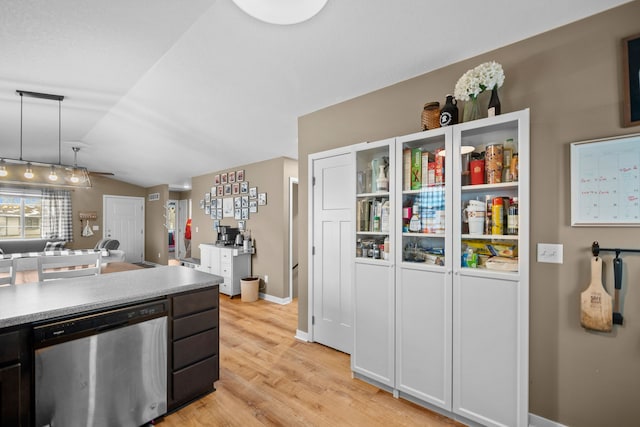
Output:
[573,135,640,224]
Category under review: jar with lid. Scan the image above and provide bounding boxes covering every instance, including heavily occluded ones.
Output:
[421,102,441,131]
[356,239,363,257]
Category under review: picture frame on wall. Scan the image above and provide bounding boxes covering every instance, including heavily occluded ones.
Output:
[237,170,245,182]
[237,220,245,231]
[240,181,249,194]
[224,184,232,195]
[217,185,224,197]
[211,186,216,196]
[216,208,222,219]
[234,208,241,220]
[205,205,210,215]
[210,207,216,219]
[258,192,267,206]
[249,187,257,199]
[213,220,220,231]
[229,171,236,183]
[221,173,228,184]
[234,197,241,208]
[214,174,220,185]
[249,200,258,213]
[223,197,234,218]
[241,208,249,220]
[211,199,217,209]
[232,182,240,194]
[241,196,249,208]
[205,192,211,203]
[622,33,640,127]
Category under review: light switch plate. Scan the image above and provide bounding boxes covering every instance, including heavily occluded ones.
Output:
[537,243,563,264]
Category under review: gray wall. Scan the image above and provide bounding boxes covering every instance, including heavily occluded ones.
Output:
[298,2,640,425]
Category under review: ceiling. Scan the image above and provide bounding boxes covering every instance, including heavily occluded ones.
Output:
[0,0,630,190]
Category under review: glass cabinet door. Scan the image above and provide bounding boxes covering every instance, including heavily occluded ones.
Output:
[355,141,393,263]
[454,114,524,273]
[396,129,451,269]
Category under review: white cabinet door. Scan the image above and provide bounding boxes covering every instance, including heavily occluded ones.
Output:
[396,266,451,409]
[352,261,395,387]
[453,274,523,426]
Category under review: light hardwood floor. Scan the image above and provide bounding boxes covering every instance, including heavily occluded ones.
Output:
[160,296,463,427]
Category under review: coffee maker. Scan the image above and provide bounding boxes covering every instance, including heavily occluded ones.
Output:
[217,226,240,246]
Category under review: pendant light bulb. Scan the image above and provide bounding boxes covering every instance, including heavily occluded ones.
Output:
[70,169,80,183]
[24,163,34,179]
[0,160,7,177]
[48,166,58,181]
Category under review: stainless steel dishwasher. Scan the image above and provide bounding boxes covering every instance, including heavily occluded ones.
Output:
[33,299,168,427]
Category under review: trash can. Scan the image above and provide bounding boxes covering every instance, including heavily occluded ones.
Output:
[240,277,259,302]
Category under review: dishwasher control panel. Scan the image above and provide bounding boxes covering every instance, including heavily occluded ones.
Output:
[33,299,168,347]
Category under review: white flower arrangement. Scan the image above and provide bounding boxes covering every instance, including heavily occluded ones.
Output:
[454,61,505,101]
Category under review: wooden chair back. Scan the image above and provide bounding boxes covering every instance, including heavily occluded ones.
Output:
[37,253,102,282]
[0,259,16,286]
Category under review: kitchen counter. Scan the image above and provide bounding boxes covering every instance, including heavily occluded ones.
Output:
[0,265,221,328]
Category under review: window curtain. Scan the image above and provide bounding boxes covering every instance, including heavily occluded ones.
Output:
[41,189,73,241]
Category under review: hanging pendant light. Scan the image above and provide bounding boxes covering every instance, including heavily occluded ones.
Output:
[48,166,58,181]
[24,163,34,179]
[0,90,92,188]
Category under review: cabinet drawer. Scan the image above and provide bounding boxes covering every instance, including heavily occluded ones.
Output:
[0,331,20,363]
[173,328,218,370]
[173,288,218,318]
[173,308,218,340]
[172,355,218,403]
[221,266,232,277]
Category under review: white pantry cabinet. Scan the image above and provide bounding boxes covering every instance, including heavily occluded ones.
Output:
[351,109,529,427]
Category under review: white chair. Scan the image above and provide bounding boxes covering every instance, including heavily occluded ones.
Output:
[37,253,102,281]
[0,259,16,286]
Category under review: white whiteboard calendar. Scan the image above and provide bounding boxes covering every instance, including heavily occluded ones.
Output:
[571,133,640,226]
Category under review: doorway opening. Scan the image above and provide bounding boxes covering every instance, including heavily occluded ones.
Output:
[289,177,299,301]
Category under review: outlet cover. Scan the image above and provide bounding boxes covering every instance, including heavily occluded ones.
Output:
[537,243,563,264]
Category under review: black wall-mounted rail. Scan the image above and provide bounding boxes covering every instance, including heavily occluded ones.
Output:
[591,241,640,257]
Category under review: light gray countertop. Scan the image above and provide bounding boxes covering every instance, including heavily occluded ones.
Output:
[0,266,222,328]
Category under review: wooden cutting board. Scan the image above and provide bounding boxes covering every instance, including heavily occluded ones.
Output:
[580,257,612,332]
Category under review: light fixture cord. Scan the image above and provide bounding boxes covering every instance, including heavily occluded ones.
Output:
[19,92,23,160]
[58,98,61,164]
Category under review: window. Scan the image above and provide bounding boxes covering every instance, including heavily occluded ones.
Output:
[0,194,42,239]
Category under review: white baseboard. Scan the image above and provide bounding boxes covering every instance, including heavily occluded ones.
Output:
[259,292,292,305]
[294,329,309,342]
[529,413,567,427]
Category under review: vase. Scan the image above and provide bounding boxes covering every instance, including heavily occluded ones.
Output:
[488,86,501,117]
[463,97,481,122]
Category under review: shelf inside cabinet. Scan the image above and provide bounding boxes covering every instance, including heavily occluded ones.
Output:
[357,231,389,236]
[461,182,518,192]
[357,191,390,198]
[461,234,518,241]
[403,232,445,238]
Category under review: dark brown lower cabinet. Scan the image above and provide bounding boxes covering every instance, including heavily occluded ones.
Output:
[0,328,30,427]
[168,287,220,411]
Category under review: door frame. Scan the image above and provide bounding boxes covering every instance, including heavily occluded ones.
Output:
[288,177,298,302]
[102,195,145,263]
[307,145,357,344]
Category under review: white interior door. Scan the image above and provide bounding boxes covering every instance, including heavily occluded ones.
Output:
[103,195,145,263]
[311,152,353,354]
